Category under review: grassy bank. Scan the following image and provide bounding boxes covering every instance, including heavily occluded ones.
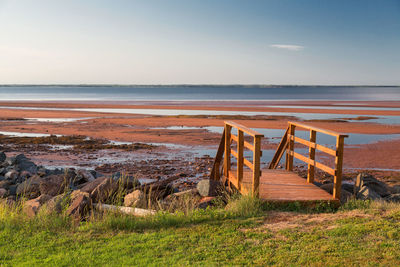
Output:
[1,198,400,266]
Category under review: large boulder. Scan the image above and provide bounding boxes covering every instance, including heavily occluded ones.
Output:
[14,154,37,174]
[320,183,354,204]
[79,177,108,194]
[4,170,18,181]
[124,190,144,207]
[39,175,70,197]
[357,186,382,200]
[90,178,119,203]
[354,173,390,198]
[66,190,92,220]
[23,194,52,217]
[196,179,223,197]
[47,193,69,214]
[16,176,43,198]
[75,170,96,184]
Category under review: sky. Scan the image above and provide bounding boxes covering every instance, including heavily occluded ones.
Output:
[0,0,399,85]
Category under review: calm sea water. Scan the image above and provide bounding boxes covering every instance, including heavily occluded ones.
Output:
[0,85,399,101]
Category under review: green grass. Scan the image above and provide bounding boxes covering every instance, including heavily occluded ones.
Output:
[1,197,400,266]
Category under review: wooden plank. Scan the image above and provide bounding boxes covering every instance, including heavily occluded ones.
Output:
[288,135,336,157]
[288,151,336,176]
[231,149,238,159]
[268,126,289,169]
[286,124,295,171]
[252,136,261,197]
[243,158,254,170]
[237,130,244,191]
[307,130,316,183]
[288,121,349,138]
[333,136,345,199]
[239,169,336,202]
[224,124,232,178]
[225,121,264,137]
[210,129,225,180]
[230,134,238,143]
[244,140,254,150]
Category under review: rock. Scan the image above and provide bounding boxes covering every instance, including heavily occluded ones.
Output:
[197,196,216,209]
[111,172,122,180]
[23,194,52,217]
[16,176,43,198]
[0,176,5,182]
[0,188,8,198]
[4,170,18,181]
[354,173,390,197]
[0,180,11,190]
[196,179,223,197]
[66,190,92,220]
[47,193,68,214]
[0,152,6,163]
[124,190,144,207]
[5,157,16,166]
[357,185,382,200]
[116,176,140,190]
[385,193,400,202]
[39,174,70,196]
[76,170,96,183]
[90,178,118,203]
[8,185,17,196]
[19,171,32,180]
[79,177,108,193]
[389,185,400,194]
[319,183,354,204]
[14,154,37,174]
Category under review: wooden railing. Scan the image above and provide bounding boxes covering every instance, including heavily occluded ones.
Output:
[269,121,348,199]
[210,121,264,196]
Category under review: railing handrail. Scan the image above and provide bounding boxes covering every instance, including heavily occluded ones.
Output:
[223,121,263,196]
[225,121,264,138]
[288,121,349,138]
[284,122,347,200]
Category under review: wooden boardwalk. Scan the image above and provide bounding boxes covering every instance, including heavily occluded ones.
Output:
[211,121,348,204]
[231,169,336,203]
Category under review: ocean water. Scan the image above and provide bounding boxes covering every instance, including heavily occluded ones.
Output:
[0,85,399,101]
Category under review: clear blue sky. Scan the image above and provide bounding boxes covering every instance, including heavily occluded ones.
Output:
[0,0,399,85]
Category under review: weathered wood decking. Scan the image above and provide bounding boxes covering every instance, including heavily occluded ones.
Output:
[211,121,348,204]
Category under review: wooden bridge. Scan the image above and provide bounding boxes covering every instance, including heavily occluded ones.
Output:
[210,121,348,204]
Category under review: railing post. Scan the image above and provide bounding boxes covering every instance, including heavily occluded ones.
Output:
[307,130,316,183]
[333,136,344,199]
[286,124,295,171]
[237,130,244,191]
[224,124,232,180]
[252,136,261,197]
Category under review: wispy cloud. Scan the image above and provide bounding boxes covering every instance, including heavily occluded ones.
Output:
[270,44,304,51]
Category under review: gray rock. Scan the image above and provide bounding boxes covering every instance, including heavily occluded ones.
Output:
[16,176,43,198]
[4,170,19,181]
[47,193,69,214]
[0,152,6,163]
[196,179,223,197]
[124,190,144,207]
[357,185,382,200]
[0,176,5,182]
[14,154,37,174]
[5,157,16,166]
[389,185,400,194]
[320,183,353,203]
[385,193,400,202]
[0,180,11,190]
[0,168,5,175]
[354,173,390,197]
[8,185,17,196]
